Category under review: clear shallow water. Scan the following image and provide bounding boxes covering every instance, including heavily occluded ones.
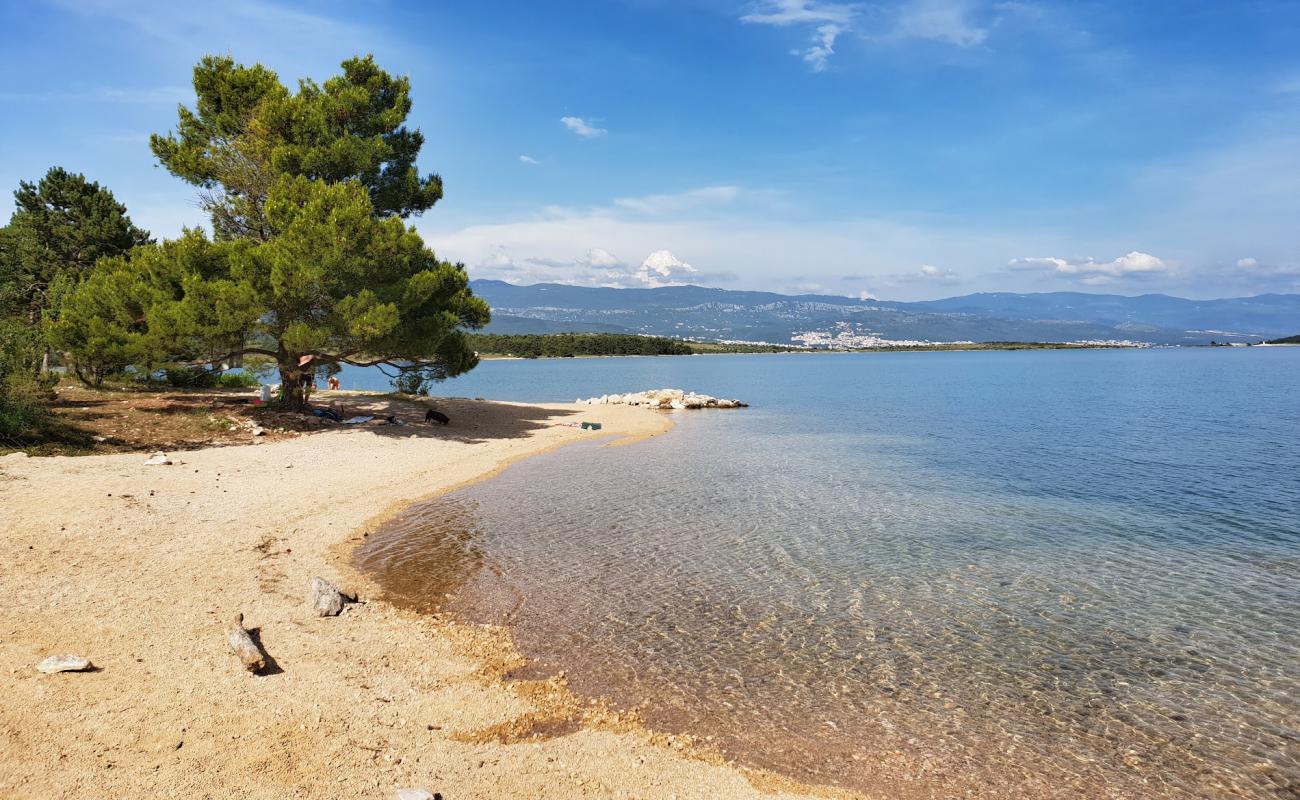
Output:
[354,349,1300,798]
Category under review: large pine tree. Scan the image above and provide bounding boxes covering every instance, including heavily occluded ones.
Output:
[54,55,488,405]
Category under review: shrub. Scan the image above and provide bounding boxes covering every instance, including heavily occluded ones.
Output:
[161,366,220,388]
[0,320,55,440]
[393,370,431,396]
[217,371,261,388]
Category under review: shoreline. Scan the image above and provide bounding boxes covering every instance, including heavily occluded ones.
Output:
[0,393,846,799]
[475,342,1148,360]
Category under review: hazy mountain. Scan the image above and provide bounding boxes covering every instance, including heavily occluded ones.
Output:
[471,280,1300,345]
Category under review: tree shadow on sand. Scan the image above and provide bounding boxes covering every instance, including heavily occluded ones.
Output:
[305,392,605,446]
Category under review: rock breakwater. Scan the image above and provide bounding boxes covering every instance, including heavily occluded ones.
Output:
[577,388,748,410]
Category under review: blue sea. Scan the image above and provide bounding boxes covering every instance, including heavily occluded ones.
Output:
[351,349,1300,798]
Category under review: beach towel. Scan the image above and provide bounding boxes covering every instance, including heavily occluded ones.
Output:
[342,415,374,424]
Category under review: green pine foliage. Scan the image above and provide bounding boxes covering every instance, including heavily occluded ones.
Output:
[52,55,489,406]
[0,167,151,326]
[0,319,55,441]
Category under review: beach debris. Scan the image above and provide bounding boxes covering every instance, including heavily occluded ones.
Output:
[577,388,747,409]
[227,613,267,673]
[308,576,350,617]
[251,426,266,437]
[396,790,440,800]
[143,452,173,466]
[36,655,93,674]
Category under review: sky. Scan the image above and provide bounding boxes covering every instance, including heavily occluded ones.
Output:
[1,0,1298,300]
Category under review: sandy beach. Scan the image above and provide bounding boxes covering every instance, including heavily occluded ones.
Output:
[0,394,842,800]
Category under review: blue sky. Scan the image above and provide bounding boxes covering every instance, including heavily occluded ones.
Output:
[2,0,1298,299]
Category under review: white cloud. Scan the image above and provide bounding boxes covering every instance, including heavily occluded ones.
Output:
[857,289,878,300]
[519,155,539,165]
[637,250,699,287]
[801,24,843,71]
[918,264,960,281]
[893,0,988,47]
[1009,251,1169,284]
[614,185,741,215]
[560,116,607,138]
[741,1,859,71]
[740,0,856,26]
[420,193,1040,300]
[581,247,623,269]
[1235,257,1300,278]
[462,244,719,289]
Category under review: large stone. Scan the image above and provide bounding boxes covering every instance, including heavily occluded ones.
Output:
[143,452,172,466]
[36,655,93,674]
[309,576,348,617]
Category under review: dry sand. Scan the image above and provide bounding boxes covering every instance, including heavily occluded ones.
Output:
[0,394,850,800]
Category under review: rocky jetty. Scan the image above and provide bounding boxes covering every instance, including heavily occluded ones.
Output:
[576,388,747,410]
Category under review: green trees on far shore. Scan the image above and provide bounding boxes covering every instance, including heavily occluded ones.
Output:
[469,333,695,358]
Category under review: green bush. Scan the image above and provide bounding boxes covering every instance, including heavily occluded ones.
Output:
[217,371,261,388]
[0,320,55,440]
[392,370,431,396]
[161,366,220,388]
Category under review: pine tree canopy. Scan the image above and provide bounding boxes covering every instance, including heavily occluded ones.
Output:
[50,55,489,402]
[0,167,150,323]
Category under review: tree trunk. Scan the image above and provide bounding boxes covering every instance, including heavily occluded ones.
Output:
[277,360,310,409]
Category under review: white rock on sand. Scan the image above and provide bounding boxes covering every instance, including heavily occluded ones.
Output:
[36,655,93,674]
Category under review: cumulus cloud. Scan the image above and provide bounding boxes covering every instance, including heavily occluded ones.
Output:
[519,154,539,165]
[1009,251,1169,285]
[560,116,607,138]
[636,250,699,287]
[741,1,858,71]
[464,243,733,289]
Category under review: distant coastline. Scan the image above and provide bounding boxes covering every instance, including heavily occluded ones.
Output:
[471,331,1145,360]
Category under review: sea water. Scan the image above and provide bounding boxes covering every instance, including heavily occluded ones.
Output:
[351,349,1300,798]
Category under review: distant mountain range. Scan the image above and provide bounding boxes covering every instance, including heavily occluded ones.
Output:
[469,280,1300,346]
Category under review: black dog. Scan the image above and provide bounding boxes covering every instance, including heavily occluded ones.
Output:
[424,408,450,426]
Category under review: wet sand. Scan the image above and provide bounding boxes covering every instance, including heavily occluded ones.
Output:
[0,394,845,799]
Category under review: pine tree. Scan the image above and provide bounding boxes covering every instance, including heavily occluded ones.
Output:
[54,55,488,405]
